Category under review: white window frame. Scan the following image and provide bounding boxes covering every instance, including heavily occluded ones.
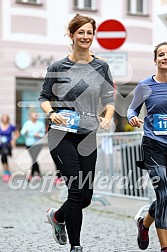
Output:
[16,0,42,5]
[74,0,96,11]
[128,0,148,15]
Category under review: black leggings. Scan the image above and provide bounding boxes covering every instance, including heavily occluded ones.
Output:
[1,153,8,164]
[142,136,167,229]
[48,129,97,247]
[0,144,12,164]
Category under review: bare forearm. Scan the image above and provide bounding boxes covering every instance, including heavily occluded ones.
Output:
[40,101,53,114]
[100,104,115,130]
[40,101,66,125]
[104,104,115,120]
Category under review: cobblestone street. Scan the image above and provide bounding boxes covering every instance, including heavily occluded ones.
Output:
[0,174,160,252]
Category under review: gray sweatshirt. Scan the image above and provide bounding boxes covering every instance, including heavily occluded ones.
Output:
[39,56,114,134]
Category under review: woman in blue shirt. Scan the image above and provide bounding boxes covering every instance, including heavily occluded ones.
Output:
[127,42,167,252]
[0,114,19,182]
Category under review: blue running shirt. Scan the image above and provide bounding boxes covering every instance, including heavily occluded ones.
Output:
[127,75,167,146]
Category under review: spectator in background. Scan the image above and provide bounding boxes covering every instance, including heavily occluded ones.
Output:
[20,110,46,181]
[0,114,19,182]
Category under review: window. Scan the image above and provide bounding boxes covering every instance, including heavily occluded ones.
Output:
[16,0,42,5]
[16,78,46,145]
[73,0,96,11]
[127,0,147,15]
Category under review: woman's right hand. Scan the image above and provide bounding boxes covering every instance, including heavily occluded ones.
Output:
[49,112,67,126]
[129,116,143,128]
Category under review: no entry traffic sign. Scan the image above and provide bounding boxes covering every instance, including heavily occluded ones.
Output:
[96,19,127,50]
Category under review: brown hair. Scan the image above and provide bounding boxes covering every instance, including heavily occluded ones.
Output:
[154,41,167,60]
[68,14,96,35]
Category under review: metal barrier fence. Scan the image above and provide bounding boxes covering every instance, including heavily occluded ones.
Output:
[94,131,154,200]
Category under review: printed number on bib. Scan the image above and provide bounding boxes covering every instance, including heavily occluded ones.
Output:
[153,114,167,135]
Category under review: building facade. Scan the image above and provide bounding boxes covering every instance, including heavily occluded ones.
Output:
[0,0,166,136]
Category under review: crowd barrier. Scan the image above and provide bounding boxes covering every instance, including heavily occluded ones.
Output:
[94,131,155,201]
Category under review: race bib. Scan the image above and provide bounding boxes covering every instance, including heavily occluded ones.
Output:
[153,114,167,135]
[1,136,8,143]
[50,109,80,133]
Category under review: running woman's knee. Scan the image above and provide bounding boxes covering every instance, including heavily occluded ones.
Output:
[68,188,84,205]
[82,197,91,208]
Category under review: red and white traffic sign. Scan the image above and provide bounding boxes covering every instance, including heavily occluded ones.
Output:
[96,19,127,50]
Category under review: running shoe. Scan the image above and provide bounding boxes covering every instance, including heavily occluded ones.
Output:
[2,174,11,182]
[54,177,63,185]
[26,175,33,182]
[71,246,83,252]
[27,175,41,182]
[137,216,149,250]
[47,208,67,245]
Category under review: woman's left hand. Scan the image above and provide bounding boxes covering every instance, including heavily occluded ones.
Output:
[99,117,111,130]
